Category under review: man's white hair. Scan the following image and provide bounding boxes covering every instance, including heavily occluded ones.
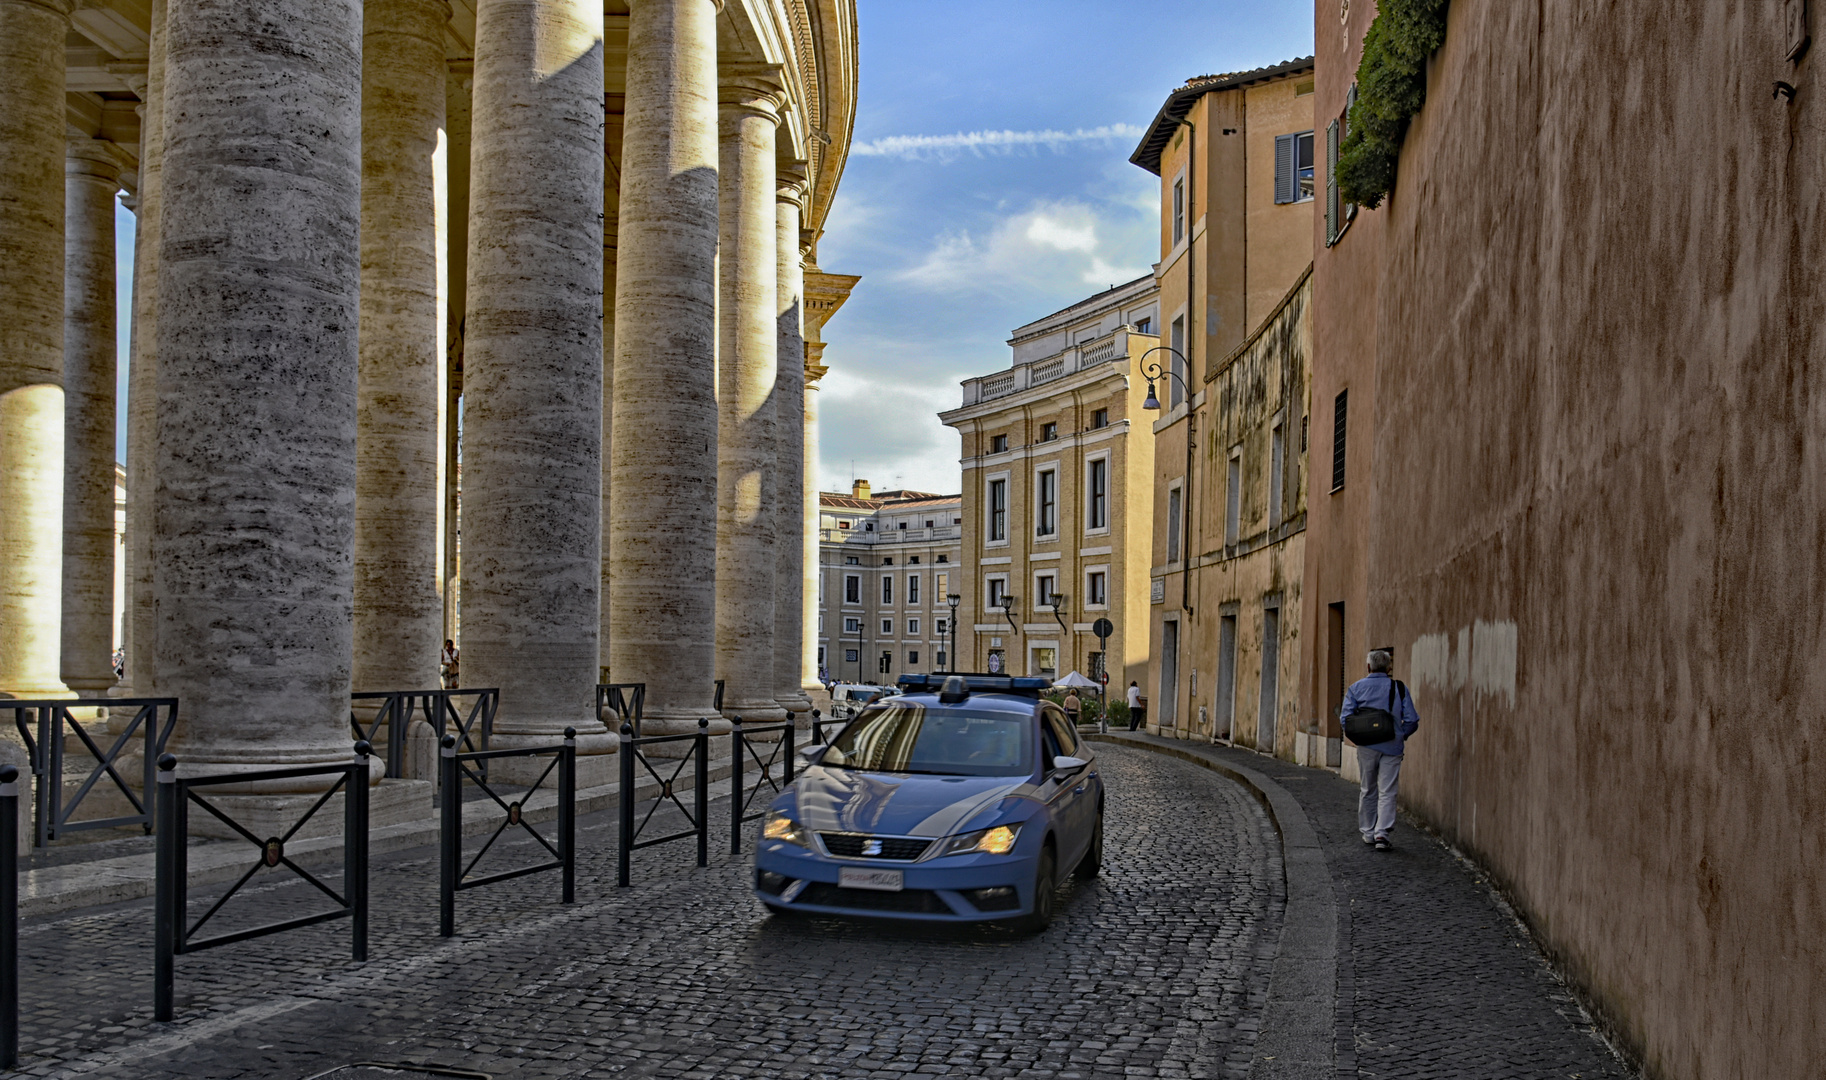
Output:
[1367,649,1393,674]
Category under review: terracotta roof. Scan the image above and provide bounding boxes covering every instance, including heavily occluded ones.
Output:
[820,494,878,510]
[1130,56,1316,176]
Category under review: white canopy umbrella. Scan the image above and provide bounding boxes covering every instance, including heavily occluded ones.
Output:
[1053,670,1100,689]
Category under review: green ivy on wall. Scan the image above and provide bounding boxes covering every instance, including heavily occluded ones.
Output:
[1336,0,1449,209]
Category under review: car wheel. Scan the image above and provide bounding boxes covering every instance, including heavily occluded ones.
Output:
[1015,845,1057,934]
[1074,809,1103,879]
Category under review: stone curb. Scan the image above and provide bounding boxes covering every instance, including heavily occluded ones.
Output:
[17,762,744,919]
[1089,732,1337,1080]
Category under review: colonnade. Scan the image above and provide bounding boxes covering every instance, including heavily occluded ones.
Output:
[0,0,857,785]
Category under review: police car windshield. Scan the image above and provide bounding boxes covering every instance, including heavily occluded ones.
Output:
[821,704,1032,777]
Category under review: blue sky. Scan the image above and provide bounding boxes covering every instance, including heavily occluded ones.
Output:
[112,1,1314,484]
[813,0,1313,494]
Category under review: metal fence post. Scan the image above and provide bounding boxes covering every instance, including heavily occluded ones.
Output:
[349,741,370,961]
[617,723,633,888]
[729,715,744,855]
[1,765,19,1068]
[438,735,458,937]
[560,727,576,904]
[783,720,796,787]
[810,708,823,746]
[36,708,53,848]
[695,718,708,868]
[153,754,177,1021]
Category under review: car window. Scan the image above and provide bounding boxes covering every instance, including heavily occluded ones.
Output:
[821,704,1034,777]
[1042,708,1079,756]
[1039,717,1064,766]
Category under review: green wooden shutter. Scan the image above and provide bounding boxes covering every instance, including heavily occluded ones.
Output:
[1274,133,1295,204]
[1325,119,1339,245]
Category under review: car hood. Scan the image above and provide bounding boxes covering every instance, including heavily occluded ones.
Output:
[792,766,1033,838]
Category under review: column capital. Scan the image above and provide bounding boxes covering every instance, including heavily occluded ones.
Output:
[65,137,128,187]
[777,158,810,208]
[719,63,788,119]
[107,61,150,99]
[805,360,829,386]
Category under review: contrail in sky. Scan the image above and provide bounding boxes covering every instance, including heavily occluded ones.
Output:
[851,124,1146,159]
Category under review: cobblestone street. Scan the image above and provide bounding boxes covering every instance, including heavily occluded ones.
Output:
[12,744,1284,1080]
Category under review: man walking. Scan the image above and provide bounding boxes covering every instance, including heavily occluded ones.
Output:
[1340,649,1419,850]
[1126,680,1143,731]
[1062,689,1081,728]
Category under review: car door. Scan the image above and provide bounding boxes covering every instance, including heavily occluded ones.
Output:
[1039,706,1090,869]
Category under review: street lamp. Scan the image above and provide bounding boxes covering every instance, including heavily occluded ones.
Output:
[1139,344,1197,620]
[1000,593,1019,633]
[1138,346,1191,412]
[946,593,961,672]
[1047,592,1068,634]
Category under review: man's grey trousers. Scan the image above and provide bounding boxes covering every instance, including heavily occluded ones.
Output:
[1357,746,1402,839]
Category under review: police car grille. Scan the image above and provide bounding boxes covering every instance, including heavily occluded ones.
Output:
[820,834,931,860]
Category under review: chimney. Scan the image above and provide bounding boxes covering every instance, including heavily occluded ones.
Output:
[852,479,871,500]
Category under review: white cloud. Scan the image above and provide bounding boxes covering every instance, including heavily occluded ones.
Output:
[1025,215,1096,252]
[895,199,1150,295]
[851,124,1146,161]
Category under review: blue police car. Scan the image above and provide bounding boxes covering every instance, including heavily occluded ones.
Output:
[753,673,1103,931]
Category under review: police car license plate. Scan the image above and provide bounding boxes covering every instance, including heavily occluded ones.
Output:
[839,867,903,892]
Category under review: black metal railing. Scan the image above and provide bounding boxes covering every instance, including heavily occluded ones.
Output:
[594,683,645,737]
[616,719,708,887]
[350,688,498,779]
[0,764,19,1068]
[728,716,794,855]
[5,698,177,846]
[154,744,371,1021]
[809,707,836,745]
[713,680,725,712]
[438,730,576,937]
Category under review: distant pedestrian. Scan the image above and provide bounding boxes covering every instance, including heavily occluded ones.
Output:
[1340,649,1420,851]
[440,639,460,689]
[1063,690,1081,728]
[1126,681,1143,731]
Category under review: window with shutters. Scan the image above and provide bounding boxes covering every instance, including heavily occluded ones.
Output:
[1325,119,1340,243]
[1270,420,1286,530]
[1166,483,1183,564]
[1169,316,1186,409]
[1225,446,1242,546]
[1172,177,1185,243]
[1332,390,1348,491]
[1274,131,1315,204]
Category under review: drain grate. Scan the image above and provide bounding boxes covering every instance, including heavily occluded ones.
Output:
[304,1064,491,1080]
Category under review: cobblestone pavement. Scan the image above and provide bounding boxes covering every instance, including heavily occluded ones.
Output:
[1109,735,1635,1080]
[11,744,1282,1080]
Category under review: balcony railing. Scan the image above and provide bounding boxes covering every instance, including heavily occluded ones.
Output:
[959,327,1144,406]
[820,524,961,545]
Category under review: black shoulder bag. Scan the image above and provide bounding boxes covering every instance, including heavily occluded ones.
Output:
[1342,679,1407,747]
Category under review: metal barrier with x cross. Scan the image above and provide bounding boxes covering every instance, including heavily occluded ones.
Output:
[727,716,795,855]
[5,698,177,847]
[616,719,709,887]
[594,683,645,737]
[438,730,576,936]
[351,688,498,779]
[154,743,371,1021]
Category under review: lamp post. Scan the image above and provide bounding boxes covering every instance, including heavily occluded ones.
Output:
[946,593,960,672]
[1140,345,1197,620]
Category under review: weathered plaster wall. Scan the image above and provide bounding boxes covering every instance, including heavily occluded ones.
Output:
[1361,3,1826,1076]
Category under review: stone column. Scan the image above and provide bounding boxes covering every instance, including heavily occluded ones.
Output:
[60,140,124,698]
[772,177,811,714]
[802,362,825,695]
[154,0,363,772]
[599,96,623,683]
[462,0,611,771]
[120,0,167,699]
[611,0,721,733]
[443,60,471,648]
[0,0,76,700]
[354,0,448,697]
[714,77,786,722]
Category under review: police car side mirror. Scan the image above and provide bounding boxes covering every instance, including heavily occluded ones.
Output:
[798,743,828,763]
[1052,755,1087,772]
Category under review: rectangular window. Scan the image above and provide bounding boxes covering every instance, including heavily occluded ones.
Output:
[991,434,1008,453]
[1225,447,1241,546]
[1274,131,1316,204]
[837,520,850,530]
[1036,574,1055,605]
[1172,177,1185,243]
[908,574,920,604]
[845,648,858,664]
[881,618,893,635]
[989,479,1007,541]
[908,618,920,635]
[1269,421,1285,530]
[936,572,948,597]
[910,555,920,564]
[1169,316,1186,409]
[1166,485,1182,564]
[1088,458,1108,530]
[844,575,860,604]
[843,616,861,634]
[936,618,948,634]
[988,577,1006,609]
[844,555,859,565]
[908,650,919,665]
[1332,390,1348,491]
[1088,570,1107,606]
[1037,470,1057,536]
[1091,408,1108,429]
[881,576,893,604]
[1040,422,1057,442]
[1134,316,1152,335]
[883,556,893,565]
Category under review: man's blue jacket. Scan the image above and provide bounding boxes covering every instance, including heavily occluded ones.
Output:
[1340,672,1421,756]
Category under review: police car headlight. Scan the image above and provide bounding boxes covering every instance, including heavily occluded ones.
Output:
[763,811,809,848]
[936,824,1020,857]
